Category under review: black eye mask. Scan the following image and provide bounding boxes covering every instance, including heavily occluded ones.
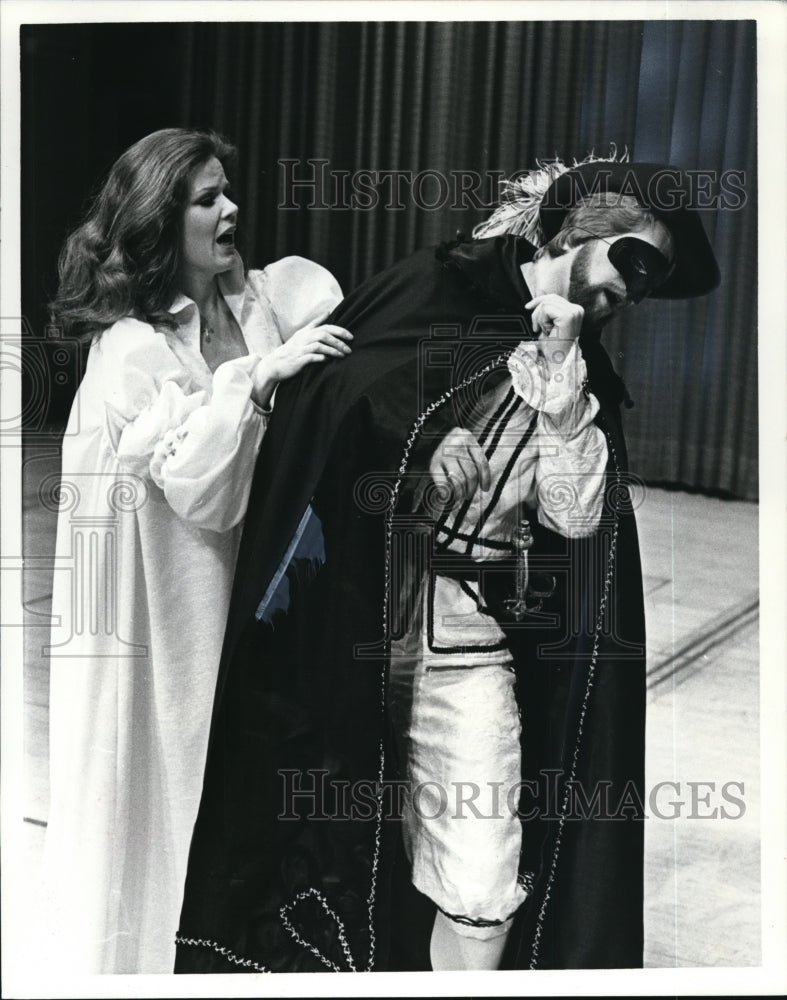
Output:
[608,237,674,303]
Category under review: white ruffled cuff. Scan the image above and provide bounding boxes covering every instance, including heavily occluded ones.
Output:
[152,354,265,531]
[116,380,206,479]
[507,340,598,434]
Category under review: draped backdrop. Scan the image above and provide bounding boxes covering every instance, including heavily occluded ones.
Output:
[22,20,757,497]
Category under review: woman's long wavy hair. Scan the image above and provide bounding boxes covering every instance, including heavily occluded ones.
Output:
[51,128,237,340]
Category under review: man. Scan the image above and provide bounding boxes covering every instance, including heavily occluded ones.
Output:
[174,158,719,973]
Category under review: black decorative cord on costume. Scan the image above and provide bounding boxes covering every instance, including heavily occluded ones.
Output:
[375,351,514,952]
[279,887,359,972]
[527,416,622,970]
[173,934,271,973]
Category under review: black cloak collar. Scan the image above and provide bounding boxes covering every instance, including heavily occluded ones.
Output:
[444,233,535,314]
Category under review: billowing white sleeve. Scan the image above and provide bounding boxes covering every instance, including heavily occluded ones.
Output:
[146,357,267,532]
[252,256,343,340]
[102,320,267,532]
[508,341,608,537]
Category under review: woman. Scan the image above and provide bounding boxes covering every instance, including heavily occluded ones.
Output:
[40,127,351,974]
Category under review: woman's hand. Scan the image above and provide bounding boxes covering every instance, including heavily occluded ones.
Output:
[269,323,353,380]
[252,323,353,409]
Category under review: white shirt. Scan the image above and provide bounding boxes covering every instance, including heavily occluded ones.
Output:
[435,340,608,559]
[426,340,608,660]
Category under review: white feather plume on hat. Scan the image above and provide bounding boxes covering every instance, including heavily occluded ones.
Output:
[472,146,629,246]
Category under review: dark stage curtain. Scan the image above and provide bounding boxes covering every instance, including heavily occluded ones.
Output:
[22,20,757,497]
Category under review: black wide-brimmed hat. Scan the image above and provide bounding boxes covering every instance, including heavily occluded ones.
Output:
[539,161,721,299]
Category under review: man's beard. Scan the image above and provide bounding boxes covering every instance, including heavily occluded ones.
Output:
[567,242,616,336]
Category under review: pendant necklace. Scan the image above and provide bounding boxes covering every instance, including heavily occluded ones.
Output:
[201,316,215,343]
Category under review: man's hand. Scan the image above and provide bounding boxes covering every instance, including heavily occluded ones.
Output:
[429,427,491,509]
[525,293,584,377]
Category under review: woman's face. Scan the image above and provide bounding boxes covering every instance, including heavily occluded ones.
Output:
[179,156,239,280]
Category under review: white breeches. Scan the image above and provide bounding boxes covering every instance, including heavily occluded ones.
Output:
[389,574,528,937]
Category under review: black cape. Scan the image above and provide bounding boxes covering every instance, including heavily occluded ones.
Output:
[175,235,647,973]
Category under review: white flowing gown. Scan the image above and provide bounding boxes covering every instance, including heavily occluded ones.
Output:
[40,255,342,974]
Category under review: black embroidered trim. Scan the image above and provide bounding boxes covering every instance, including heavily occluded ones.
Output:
[434,387,520,546]
[435,524,515,552]
[463,411,539,553]
[517,870,536,894]
[454,391,524,552]
[484,391,522,460]
[480,386,518,449]
[437,905,516,928]
[426,567,509,655]
[454,577,497,617]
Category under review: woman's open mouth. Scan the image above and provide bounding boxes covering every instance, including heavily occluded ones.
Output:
[216,229,236,248]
